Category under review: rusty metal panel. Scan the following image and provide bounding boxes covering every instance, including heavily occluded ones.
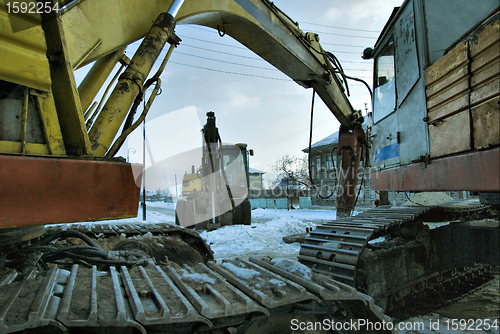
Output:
[0,156,141,228]
[0,2,51,92]
[470,28,499,106]
[370,147,499,192]
[425,43,470,122]
[472,98,500,149]
[429,110,471,158]
[469,13,500,58]
[425,12,499,159]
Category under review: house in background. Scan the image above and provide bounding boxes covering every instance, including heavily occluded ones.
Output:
[249,168,265,193]
[303,131,468,207]
[276,175,302,190]
[302,130,374,207]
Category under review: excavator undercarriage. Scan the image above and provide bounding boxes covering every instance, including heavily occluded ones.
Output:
[300,200,499,315]
[0,200,497,333]
[0,223,391,334]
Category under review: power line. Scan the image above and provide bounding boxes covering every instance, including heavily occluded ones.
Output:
[175,50,371,72]
[322,42,367,48]
[137,38,371,65]
[181,25,217,34]
[175,51,279,71]
[326,50,364,54]
[179,33,368,49]
[182,44,265,61]
[297,21,380,33]
[182,43,368,60]
[181,23,378,40]
[168,61,291,81]
[132,33,373,81]
[340,59,371,64]
[306,29,378,39]
[177,34,249,50]
[131,39,372,83]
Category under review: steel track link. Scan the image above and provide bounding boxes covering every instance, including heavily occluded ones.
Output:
[299,206,429,286]
[298,200,495,313]
[0,260,391,333]
[0,224,392,334]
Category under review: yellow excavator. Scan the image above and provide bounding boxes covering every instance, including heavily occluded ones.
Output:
[0,0,498,332]
[176,111,253,230]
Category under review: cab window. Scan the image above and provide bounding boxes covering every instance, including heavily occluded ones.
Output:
[373,41,396,123]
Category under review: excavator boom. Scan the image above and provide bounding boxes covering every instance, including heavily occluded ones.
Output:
[0,0,362,227]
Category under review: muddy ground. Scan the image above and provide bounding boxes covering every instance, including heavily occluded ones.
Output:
[435,274,500,320]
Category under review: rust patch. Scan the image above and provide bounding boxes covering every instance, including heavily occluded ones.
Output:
[371,147,499,192]
[0,155,141,228]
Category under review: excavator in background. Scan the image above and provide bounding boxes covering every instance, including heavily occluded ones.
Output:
[0,0,498,332]
[175,111,252,230]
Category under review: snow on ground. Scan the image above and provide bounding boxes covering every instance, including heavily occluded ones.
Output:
[251,207,337,221]
[145,201,176,210]
[402,192,454,206]
[122,202,340,261]
[251,207,361,221]
[199,217,316,261]
[47,202,322,262]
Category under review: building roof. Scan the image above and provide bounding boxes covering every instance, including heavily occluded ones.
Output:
[302,132,339,153]
[249,167,265,174]
[302,120,368,153]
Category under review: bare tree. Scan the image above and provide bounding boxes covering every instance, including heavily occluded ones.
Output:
[270,154,310,189]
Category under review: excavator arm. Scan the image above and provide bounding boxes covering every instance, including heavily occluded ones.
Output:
[62,0,357,124]
[58,0,360,155]
[0,0,364,226]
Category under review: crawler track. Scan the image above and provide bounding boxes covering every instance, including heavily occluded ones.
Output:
[299,206,430,286]
[298,200,496,313]
[1,201,494,333]
[0,258,389,333]
[0,223,390,334]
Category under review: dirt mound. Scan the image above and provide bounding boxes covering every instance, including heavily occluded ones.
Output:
[403,192,453,206]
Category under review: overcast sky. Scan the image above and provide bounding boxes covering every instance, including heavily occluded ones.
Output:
[77,0,403,191]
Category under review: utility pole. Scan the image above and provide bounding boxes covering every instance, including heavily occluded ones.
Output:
[142,119,146,220]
